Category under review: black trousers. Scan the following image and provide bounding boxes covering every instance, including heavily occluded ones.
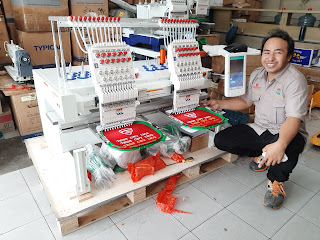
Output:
[214,124,305,182]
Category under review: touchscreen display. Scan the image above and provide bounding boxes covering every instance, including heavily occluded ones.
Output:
[229,56,244,90]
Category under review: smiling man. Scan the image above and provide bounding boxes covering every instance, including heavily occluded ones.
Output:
[202,29,308,209]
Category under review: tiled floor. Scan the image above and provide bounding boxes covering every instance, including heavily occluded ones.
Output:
[0,130,32,175]
[0,114,319,240]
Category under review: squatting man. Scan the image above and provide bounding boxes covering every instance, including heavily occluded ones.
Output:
[202,29,308,209]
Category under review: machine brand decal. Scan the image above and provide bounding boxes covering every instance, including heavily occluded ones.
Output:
[119,128,133,135]
[33,45,62,51]
[276,88,281,95]
[116,108,123,115]
[253,83,261,90]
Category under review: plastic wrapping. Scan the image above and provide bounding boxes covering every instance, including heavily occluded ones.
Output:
[155,125,191,162]
[156,174,191,214]
[85,144,116,189]
[142,125,190,163]
[101,143,142,169]
[127,151,166,182]
[93,143,117,168]
[160,125,191,156]
[144,142,162,158]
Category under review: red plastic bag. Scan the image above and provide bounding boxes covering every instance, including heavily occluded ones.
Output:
[127,151,166,182]
[156,174,191,214]
[170,152,184,163]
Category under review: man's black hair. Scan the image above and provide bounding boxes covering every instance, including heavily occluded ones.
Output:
[261,29,295,60]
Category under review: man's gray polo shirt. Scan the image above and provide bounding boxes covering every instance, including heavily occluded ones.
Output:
[241,63,308,142]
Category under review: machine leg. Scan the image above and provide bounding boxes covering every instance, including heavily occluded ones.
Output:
[73,148,91,198]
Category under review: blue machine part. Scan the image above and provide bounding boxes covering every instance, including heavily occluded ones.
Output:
[142,64,167,71]
[67,71,91,80]
[123,34,164,52]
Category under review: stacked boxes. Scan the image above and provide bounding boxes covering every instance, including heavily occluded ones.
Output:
[16,30,71,68]
[10,0,71,68]
[69,0,109,65]
[1,0,17,43]
[2,0,111,68]
[209,0,245,6]
[0,0,111,139]
[0,15,11,65]
[11,0,69,32]
[232,0,262,22]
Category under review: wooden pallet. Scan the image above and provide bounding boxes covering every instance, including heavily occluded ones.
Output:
[24,136,237,236]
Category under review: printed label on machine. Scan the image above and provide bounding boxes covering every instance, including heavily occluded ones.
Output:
[172,107,227,129]
[101,121,165,150]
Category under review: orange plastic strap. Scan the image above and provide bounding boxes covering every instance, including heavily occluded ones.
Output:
[156,174,191,214]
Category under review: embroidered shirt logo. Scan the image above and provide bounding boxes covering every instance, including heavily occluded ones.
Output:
[253,83,261,90]
[276,88,281,95]
[119,128,133,135]
[184,112,197,118]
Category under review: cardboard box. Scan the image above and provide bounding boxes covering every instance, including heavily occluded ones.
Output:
[291,48,319,67]
[198,34,220,46]
[212,55,225,74]
[248,113,255,123]
[0,15,11,64]
[212,54,262,75]
[246,54,262,74]
[296,65,320,82]
[0,94,3,114]
[10,92,43,139]
[209,0,245,6]
[69,0,109,65]
[11,0,69,32]
[2,0,14,21]
[6,22,18,44]
[233,0,262,22]
[69,0,109,16]
[70,26,88,65]
[307,79,320,95]
[0,102,15,133]
[16,30,71,68]
[189,133,209,152]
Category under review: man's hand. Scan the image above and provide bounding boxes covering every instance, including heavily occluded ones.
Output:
[200,99,220,109]
[258,141,287,168]
[201,97,252,111]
